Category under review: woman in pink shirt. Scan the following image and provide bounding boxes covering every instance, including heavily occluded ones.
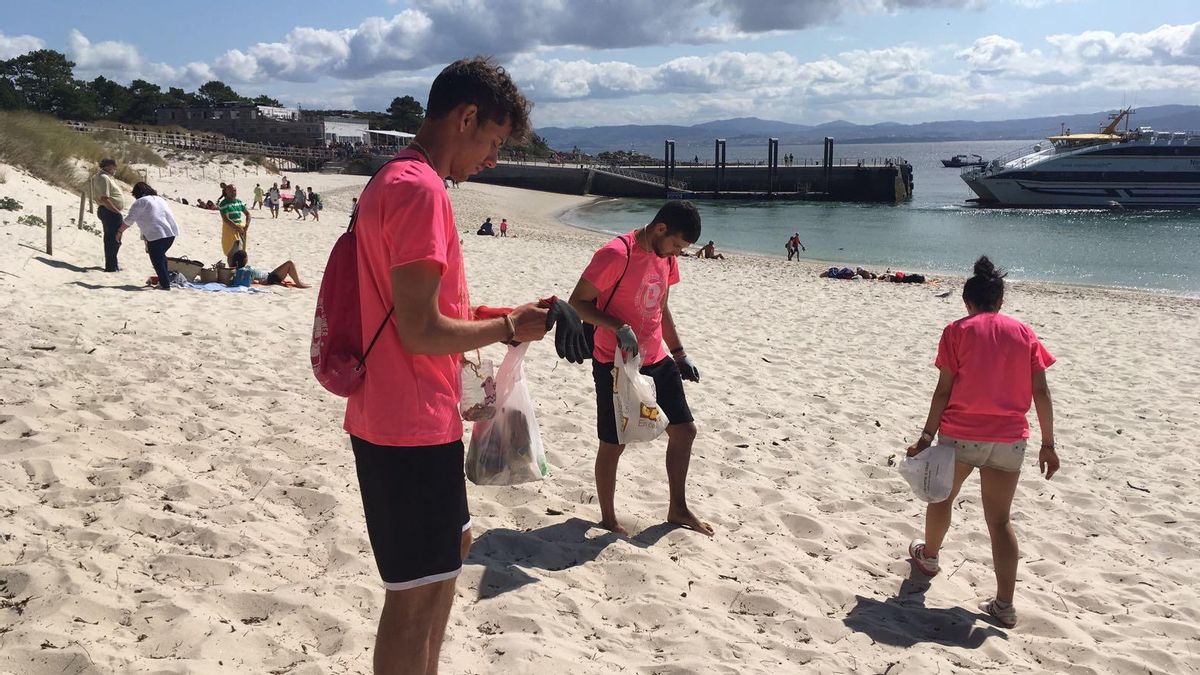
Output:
[905,256,1060,629]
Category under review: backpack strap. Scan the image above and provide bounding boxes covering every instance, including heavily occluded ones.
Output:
[346,154,413,233]
[600,233,633,313]
[352,152,426,367]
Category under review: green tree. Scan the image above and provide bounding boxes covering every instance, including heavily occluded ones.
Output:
[195,80,244,105]
[0,49,77,115]
[0,77,22,110]
[88,76,132,120]
[123,79,163,124]
[251,94,282,107]
[386,95,424,132]
[163,86,198,108]
[55,80,99,120]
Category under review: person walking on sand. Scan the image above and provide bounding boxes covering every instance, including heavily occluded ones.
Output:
[499,218,508,237]
[786,233,805,261]
[266,183,281,219]
[252,183,264,210]
[91,158,126,272]
[218,184,251,266]
[307,187,321,222]
[118,181,178,290]
[568,200,714,537]
[343,57,583,675]
[904,256,1059,629]
[293,185,307,220]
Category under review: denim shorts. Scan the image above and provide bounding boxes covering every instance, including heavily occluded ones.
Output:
[940,434,1027,472]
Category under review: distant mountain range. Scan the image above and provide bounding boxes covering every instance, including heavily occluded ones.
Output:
[537,105,1200,153]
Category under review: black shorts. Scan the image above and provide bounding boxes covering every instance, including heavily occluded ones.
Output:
[265,272,283,285]
[593,357,694,444]
[350,435,471,590]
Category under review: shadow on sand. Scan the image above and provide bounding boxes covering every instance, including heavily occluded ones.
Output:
[467,517,679,599]
[843,574,1007,649]
[35,256,98,274]
[69,281,147,292]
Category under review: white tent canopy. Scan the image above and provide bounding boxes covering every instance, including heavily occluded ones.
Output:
[367,129,416,139]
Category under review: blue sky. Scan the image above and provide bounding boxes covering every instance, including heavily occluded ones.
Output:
[3,0,1198,128]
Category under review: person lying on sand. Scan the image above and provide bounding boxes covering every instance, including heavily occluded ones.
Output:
[230,250,310,288]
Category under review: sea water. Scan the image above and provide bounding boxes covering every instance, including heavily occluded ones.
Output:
[561,140,1200,296]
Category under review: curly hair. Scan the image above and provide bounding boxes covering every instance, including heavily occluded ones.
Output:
[426,56,532,143]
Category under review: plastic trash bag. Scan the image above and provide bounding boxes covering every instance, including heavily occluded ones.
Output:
[466,343,548,485]
[897,440,956,503]
[613,349,669,444]
[459,357,496,422]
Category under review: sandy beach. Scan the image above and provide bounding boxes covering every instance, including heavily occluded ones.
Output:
[2,157,1199,674]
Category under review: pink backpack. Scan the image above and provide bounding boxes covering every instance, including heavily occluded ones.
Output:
[311,157,405,396]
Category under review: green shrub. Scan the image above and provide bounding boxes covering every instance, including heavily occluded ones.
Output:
[0,196,20,211]
[17,214,45,228]
[0,111,164,191]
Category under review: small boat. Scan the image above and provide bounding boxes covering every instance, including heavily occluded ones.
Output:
[941,154,986,168]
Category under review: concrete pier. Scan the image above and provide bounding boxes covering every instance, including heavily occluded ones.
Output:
[473,161,914,203]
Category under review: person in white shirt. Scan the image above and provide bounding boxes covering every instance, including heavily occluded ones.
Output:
[119,182,180,290]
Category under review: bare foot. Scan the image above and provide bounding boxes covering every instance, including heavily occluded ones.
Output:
[667,507,714,537]
[598,518,629,536]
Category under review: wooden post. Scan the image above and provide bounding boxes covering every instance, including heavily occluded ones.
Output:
[78,192,85,229]
[45,205,52,255]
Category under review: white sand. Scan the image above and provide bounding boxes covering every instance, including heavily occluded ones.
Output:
[1,157,1198,674]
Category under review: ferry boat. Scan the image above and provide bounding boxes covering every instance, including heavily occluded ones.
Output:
[962,109,1200,208]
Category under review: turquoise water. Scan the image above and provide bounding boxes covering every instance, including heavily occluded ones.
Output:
[561,140,1200,296]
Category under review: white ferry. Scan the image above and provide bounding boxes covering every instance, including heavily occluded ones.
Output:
[962,109,1200,208]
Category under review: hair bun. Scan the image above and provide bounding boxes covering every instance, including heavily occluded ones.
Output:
[973,256,1003,279]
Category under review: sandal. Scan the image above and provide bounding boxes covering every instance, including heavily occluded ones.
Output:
[979,598,1018,628]
[908,539,940,577]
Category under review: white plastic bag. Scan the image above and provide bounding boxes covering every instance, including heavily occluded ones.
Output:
[465,343,548,485]
[897,441,956,503]
[459,357,496,422]
[613,349,669,444]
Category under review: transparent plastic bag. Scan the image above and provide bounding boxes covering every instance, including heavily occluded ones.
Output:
[613,349,669,444]
[898,440,956,502]
[459,357,496,422]
[466,343,548,485]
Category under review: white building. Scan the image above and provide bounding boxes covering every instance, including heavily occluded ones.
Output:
[323,117,370,145]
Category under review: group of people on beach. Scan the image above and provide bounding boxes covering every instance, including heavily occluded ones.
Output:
[332,57,1060,674]
[475,216,509,236]
[88,158,309,290]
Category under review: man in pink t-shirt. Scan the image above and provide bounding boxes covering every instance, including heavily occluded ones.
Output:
[341,58,567,673]
[569,200,714,537]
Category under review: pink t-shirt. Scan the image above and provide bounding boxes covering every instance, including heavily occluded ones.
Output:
[935,312,1055,443]
[582,231,680,366]
[343,149,469,447]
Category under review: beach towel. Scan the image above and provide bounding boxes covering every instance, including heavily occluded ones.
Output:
[184,281,264,293]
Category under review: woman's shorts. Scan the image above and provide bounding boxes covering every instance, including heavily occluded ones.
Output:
[940,434,1026,472]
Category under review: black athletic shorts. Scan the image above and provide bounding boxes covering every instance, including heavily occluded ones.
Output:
[350,435,471,590]
[265,271,283,285]
[592,357,694,444]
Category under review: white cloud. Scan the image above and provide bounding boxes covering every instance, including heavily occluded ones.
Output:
[1046,22,1200,65]
[0,32,44,60]
[65,30,212,88]
[189,0,982,85]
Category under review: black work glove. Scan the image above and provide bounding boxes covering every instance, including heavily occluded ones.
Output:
[544,298,588,364]
[675,353,700,382]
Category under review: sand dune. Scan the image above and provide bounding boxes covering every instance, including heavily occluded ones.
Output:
[1,159,1198,674]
